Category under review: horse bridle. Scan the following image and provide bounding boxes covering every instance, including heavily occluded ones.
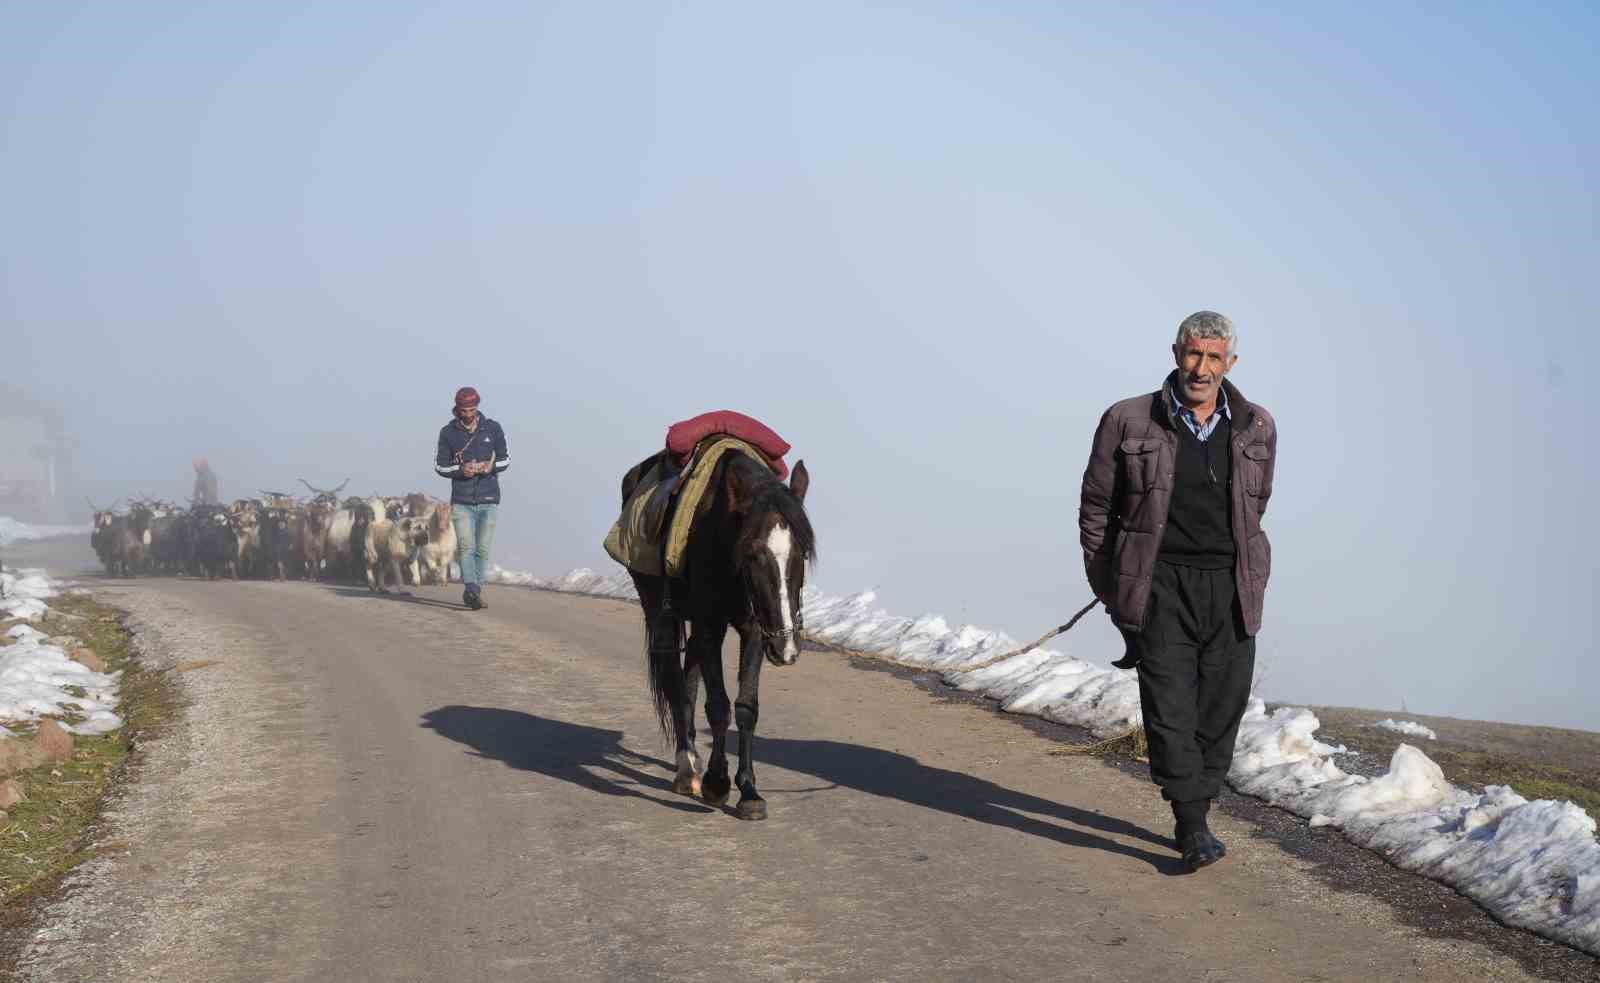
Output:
[743,572,801,642]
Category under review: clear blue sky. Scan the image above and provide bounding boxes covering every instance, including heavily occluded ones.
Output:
[4,2,1595,729]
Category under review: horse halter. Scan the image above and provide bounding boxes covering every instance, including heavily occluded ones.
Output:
[743,571,801,641]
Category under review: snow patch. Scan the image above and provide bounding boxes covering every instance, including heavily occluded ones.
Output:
[487,564,639,599]
[1376,718,1438,740]
[0,569,123,737]
[2,567,60,622]
[0,516,90,547]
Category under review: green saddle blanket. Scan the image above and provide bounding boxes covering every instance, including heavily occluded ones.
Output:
[604,436,777,578]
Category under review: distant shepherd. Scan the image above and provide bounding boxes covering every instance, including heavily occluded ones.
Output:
[1078,311,1277,872]
[192,456,219,506]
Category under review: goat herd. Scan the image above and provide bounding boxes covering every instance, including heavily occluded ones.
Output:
[87,479,458,592]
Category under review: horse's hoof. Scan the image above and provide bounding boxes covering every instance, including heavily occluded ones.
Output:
[701,775,731,807]
[672,772,700,797]
[735,796,768,821]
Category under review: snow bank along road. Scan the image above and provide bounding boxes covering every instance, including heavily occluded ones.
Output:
[5,542,1578,982]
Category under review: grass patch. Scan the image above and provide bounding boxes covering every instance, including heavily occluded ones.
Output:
[1048,726,1149,762]
[1429,749,1600,822]
[0,594,179,908]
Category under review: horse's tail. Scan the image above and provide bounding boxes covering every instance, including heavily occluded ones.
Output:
[645,612,686,738]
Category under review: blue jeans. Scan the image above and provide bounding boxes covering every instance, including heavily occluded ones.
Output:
[451,504,498,587]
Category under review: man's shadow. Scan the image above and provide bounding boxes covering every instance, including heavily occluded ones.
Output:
[421,707,1183,873]
[751,735,1184,873]
[420,705,711,813]
[321,584,467,611]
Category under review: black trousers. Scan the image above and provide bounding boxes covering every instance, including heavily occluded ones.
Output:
[1127,561,1256,804]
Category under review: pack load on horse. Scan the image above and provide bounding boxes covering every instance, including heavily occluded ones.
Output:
[608,410,814,821]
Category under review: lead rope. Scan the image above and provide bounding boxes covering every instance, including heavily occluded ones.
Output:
[799,596,1145,759]
[801,597,1100,675]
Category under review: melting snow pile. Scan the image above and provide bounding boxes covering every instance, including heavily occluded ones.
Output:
[1376,718,1438,740]
[2,568,59,622]
[504,563,1600,954]
[0,572,123,738]
[801,588,1145,738]
[488,565,639,598]
[0,516,89,547]
[1234,701,1597,952]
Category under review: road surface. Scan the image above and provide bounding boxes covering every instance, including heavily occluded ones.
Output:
[4,537,1572,982]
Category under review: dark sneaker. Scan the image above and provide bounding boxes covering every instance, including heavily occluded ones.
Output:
[463,587,482,610]
[1177,830,1225,872]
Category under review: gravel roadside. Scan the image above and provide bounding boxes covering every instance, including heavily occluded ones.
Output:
[10,581,342,983]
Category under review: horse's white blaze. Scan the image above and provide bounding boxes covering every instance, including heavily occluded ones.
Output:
[766,524,799,663]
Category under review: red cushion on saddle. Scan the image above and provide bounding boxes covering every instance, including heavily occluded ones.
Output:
[666,410,791,479]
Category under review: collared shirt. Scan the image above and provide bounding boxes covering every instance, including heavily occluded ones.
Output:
[1170,386,1230,442]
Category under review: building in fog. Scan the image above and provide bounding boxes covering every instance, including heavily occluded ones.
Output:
[0,384,75,521]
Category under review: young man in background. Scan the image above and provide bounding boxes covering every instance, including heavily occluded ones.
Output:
[434,387,509,610]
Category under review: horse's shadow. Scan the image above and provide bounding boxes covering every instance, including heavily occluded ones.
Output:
[420,705,712,814]
[421,707,1183,873]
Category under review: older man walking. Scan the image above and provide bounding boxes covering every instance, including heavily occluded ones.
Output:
[434,387,510,610]
[1078,311,1277,871]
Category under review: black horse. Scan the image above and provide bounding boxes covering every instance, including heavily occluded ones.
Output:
[622,449,814,820]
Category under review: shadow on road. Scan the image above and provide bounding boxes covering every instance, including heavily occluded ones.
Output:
[420,707,1183,873]
[750,735,1186,874]
[420,705,713,814]
[321,584,468,611]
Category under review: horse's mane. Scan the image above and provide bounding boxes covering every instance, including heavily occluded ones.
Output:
[727,453,816,564]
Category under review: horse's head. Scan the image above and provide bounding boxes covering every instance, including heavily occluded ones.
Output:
[728,458,814,667]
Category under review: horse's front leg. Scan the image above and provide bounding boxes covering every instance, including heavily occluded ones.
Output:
[732,624,767,820]
[693,620,732,806]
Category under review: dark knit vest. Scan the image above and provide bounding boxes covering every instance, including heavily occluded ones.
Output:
[1158,414,1235,568]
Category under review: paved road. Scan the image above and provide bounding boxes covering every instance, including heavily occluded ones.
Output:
[6,538,1553,982]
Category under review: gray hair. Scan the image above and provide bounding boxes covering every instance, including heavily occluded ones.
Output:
[1175,311,1236,354]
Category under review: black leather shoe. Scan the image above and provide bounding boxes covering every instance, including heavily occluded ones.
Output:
[1178,830,1225,872]
[1175,825,1227,856]
[463,588,482,610]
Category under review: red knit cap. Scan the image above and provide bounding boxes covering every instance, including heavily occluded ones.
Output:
[453,387,481,409]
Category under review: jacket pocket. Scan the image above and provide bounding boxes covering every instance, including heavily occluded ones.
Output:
[1241,442,1271,495]
[1119,437,1164,491]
